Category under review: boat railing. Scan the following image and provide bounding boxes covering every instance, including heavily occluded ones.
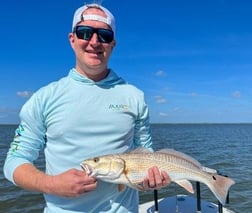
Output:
[153,177,231,213]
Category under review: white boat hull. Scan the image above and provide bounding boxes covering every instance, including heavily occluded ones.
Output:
[139,195,234,213]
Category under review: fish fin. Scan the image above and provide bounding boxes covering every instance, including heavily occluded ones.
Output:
[174,179,194,194]
[157,148,175,153]
[131,183,146,191]
[157,149,202,168]
[122,170,147,191]
[118,184,126,192]
[207,174,235,205]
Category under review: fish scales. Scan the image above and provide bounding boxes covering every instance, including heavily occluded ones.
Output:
[123,151,202,174]
[81,148,235,205]
[120,153,203,182]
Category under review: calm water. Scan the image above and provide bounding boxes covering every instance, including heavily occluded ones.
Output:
[1,124,251,212]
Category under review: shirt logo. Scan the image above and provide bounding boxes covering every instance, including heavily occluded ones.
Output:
[14,124,24,138]
[9,125,24,153]
[108,104,131,112]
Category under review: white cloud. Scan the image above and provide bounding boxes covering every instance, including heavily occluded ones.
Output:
[154,96,167,104]
[173,107,181,112]
[16,91,33,98]
[159,112,168,117]
[155,70,167,77]
[232,91,241,98]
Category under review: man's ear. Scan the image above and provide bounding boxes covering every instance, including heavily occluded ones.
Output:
[68,33,75,48]
[111,40,116,50]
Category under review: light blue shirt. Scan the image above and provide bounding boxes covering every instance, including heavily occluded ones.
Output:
[4,68,152,213]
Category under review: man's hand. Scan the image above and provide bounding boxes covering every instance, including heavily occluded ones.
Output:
[46,168,98,197]
[13,164,98,197]
[142,166,171,190]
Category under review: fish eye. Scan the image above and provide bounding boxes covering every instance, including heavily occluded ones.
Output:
[93,157,99,163]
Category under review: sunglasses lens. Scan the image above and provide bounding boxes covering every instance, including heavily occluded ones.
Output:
[75,26,93,40]
[97,29,114,43]
[75,26,113,43]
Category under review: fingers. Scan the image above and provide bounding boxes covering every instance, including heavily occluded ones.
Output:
[143,166,171,190]
[77,180,98,195]
[51,169,98,197]
[142,177,150,189]
[148,166,161,188]
[73,169,97,184]
[74,169,98,193]
[160,170,171,186]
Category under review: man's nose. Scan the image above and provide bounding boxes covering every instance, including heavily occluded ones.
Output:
[89,33,100,45]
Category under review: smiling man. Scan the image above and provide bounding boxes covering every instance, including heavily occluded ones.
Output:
[4,3,170,213]
[69,5,116,81]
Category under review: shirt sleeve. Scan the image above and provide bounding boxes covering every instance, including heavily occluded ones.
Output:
[3,93,46,184]
[133,93,153,151]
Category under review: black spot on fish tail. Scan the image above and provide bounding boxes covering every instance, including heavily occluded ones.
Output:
[212,175,217,180]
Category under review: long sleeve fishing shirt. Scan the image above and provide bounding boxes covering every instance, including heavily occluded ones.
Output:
[4,68,152,213]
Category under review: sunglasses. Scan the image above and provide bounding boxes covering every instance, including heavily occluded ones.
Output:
[73,25,114,43]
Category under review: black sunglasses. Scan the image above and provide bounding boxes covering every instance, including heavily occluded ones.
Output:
[73,25,114,43]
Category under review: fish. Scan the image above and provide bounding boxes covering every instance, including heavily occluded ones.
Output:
[80,148,235,205]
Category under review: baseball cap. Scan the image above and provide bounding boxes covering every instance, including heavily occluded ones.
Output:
[72,3,116,34]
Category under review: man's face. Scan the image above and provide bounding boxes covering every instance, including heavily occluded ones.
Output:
[69,7,116,81]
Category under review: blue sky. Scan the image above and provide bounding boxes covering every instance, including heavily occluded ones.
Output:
[1,0,252,124]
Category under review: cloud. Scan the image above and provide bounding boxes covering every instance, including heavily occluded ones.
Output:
[154,96,167,104]
[159,112,168,117]
[0,114,8,118]
[155,70,167,77]
[0,107,19,122]
[173,107,181,112]
[232,91,241,98]
[189,92,198,97]
[16,91,33,98]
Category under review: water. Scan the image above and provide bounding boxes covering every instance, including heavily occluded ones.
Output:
[1,124,251,212]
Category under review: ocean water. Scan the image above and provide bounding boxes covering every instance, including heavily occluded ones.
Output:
[1,124,251,212]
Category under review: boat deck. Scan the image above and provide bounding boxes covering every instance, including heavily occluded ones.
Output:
[139,194,234,213]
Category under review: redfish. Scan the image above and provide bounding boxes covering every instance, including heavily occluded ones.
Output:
[81,148,235,205]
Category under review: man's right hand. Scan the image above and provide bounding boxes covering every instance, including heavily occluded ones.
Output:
[46,168,98,197]
[13,164,97,197]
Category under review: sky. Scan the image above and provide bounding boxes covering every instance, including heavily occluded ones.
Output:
[0,0,252,124]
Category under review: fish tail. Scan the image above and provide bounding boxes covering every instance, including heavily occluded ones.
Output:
[207,174,235,205]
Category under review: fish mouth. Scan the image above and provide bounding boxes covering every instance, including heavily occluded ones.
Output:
[80,163,93,176]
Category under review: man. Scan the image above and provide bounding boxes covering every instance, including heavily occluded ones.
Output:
[4,3,170,212]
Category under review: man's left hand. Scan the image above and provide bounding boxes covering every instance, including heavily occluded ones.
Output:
[142,166,171,190]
